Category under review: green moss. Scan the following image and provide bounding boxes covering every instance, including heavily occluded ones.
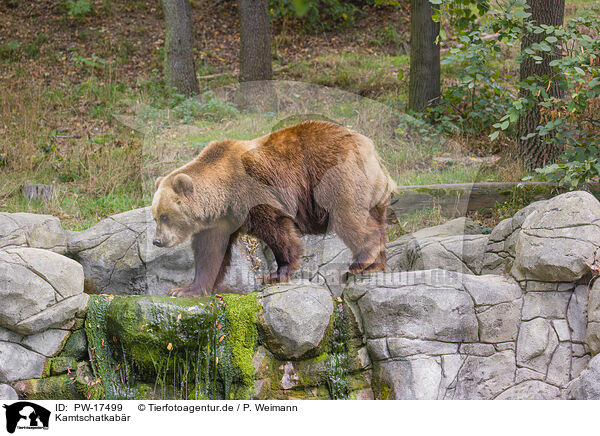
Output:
[84,294,262,400]
[17,375,83,400]
[60,329,89,360]
[221,293,258,399]
[323,301,352,399]
[105,295,215,375]
[49,356,79,376]
[85,295,134,399]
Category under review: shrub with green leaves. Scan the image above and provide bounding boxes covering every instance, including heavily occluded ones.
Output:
[64,0,92,18]
[489,9,600,188]
[269,0,359,30]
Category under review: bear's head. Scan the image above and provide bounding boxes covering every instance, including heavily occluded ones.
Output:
[152,173,196,248]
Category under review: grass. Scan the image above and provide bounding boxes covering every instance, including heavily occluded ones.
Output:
[10,0,583,234]
[0,59,507,232]
[286,50,409,102]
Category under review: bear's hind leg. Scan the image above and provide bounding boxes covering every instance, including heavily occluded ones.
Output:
[333,205,385,276]
[245,208,303,284]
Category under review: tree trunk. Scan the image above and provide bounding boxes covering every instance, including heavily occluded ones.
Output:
[237,0,275,111]
[238,0,272,83]
[517,0,565,170]
[408,0,441,112]
[161,0,199,97]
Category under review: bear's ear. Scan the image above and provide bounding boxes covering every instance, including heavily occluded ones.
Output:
[154,176,164,190]
[172,173,194,197]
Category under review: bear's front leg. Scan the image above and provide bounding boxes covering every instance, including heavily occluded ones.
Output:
[168,223,234,297]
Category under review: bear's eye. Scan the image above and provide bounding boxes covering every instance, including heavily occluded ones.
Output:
[160,214,168,224]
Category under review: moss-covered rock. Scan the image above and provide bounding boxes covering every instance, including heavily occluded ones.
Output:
[13,362,92,400]
[105,295,215,375]
[83,293,260,400]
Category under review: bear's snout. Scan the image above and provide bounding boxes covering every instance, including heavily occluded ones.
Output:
[153,238,163,247]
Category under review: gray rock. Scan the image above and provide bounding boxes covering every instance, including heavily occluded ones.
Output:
[481,203,542,274]
[258,282,333,360]
[459,343,496,357]
[410,217,482,239]
[488,218,513,243]
[263,233,351,298]
[546,342,572,387]
[21,329,70,357]
[449,350,516,400]
[387,338,458,357]
[586,279,600,355]
[565,354,600,399]
[387,234,488,275]
[516,318,559,373]
[347,271,478,343]
[477,301,521,343]
[0,342,46,383]
[373,356,442,400]
[0,248,88,335]
[495,380,561,400]
[571,355,591,380]
[568,285,589,343]
[511,191,600,282]
[366,338,389,361]
[68,207,269,295]
[0,384,18,400]
[461,274,522,305]
[552,319,570,342]
[0,212,67,254]
[522,292,570,321]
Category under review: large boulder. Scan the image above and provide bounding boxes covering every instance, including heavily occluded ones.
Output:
[564,354,600,399]
[0,248,87,383]
[0,248,88,335]
[67,207,269,295]
[511,191,600,282]
[346,270,479,343]
[387,217,485,275]
[481,201,543,275]
[258,282,333,360]
[0,212,67,254]
[105,295,215,373]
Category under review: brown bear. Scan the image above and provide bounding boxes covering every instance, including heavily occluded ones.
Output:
[152,121,396,297]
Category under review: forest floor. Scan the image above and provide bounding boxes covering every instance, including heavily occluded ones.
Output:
[0,0,594,233]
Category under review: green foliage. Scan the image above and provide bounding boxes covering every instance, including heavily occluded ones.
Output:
[324,301,351,399]
[427,0,518,135]
[527,159,600,190]
[486,6,600,186]
[0,41,22,61]
[23,43,40,59]
[430,31,516,135]
[430,0,600,188]
[64,0,93,18]
[269,0,382,31]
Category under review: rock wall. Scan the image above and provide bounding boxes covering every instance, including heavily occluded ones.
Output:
[2,190,600,400]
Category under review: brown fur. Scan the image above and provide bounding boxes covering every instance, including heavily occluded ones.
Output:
[152,121,396,297]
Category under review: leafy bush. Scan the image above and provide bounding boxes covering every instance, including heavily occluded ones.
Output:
[269,0,359,30]
[429,32,516,135]
[489,8,600,188]
[427,0,517,135]
[64,0,92,18]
